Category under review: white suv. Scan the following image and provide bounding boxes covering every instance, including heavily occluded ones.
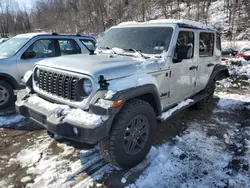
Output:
[16,19,229,168]
[0,33,96,109]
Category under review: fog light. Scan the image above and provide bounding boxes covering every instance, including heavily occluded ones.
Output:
[73,127,79,135]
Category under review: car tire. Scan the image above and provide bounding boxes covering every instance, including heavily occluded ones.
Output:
[0,81,14,110]
[99,99,156,168]
[193,81,215,110]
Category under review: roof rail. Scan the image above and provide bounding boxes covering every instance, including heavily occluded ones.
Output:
[51,32,58,35]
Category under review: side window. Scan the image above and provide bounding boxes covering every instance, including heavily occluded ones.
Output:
[174,31,194,60]
[58,39,81,56]
[199,32,214,57]
[80,39,96,51]
[26,39,55,58]
[216,35,221,51]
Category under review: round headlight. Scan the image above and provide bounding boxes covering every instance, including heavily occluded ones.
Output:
[33,68,40,81]
[83,79,93,96]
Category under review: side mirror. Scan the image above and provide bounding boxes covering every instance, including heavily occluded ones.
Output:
[173,45,192,63]
[22,51,36,59]
[89,49,95,55]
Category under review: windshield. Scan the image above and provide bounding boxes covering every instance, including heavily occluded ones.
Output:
[0,37,30,58]
[98,27,173,54]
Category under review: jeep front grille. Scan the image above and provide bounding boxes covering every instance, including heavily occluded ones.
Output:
[37,69,80,101]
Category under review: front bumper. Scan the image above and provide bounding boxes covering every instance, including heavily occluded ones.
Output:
[15,90,113,144]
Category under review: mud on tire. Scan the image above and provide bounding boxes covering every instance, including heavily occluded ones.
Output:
[98,99,157,168]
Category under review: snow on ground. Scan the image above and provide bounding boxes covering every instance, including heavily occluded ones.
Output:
[215,92,250,110]
[222,41,250,51]
[129,92,250,188]
[0,114,25,127]
[217,58,250,88]
[8,136,115,188]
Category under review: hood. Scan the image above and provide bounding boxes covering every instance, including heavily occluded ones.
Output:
[36,54,160,81]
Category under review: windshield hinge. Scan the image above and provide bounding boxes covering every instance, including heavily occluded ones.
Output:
[98,75,109,89]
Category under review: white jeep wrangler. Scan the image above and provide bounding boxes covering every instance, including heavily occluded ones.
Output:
[16,19,229,168]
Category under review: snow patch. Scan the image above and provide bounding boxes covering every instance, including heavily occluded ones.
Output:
[64,109,103,128]
[0,114,25,127]
[11,137,53,167]
[215,92,250,110]
[118,19,213,30]
[129,124,250,188]
[148,19,212,30]
[118,21,138,26]
[160,99,194,120]
[26,95,103,128]
[11,137,115,188]
[27,95,70,114]
[21,176,32,183]
[95,99,113,109]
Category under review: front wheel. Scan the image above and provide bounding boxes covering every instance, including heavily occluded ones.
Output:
[0,81,14,110]
[99,99,156,168]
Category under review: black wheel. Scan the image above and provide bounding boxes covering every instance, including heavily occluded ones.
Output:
[193,81,215,110]
[0,81,14,110]
[99,99,156,168]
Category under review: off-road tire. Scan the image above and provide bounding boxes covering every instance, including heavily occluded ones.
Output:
[98,99,156,168]
[194,81,216,110]
[0,81,14,110]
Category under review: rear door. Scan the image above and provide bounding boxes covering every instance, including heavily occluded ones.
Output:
[195,31,215,92]
[168,30,196,105]
[57,39,81,56]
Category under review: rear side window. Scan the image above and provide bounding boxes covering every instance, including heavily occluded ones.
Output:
[216,35,221,51]
[58,39,81,56]
[199,32,214,57]
[80,39,96,51]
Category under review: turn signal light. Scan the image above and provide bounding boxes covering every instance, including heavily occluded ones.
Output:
[112,100,123,108]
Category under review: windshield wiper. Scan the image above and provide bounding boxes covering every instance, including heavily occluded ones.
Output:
[124,48,149,59]
[98,47,117,54]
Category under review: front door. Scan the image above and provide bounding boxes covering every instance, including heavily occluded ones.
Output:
[168,30,196,106]
[16,39,57,84]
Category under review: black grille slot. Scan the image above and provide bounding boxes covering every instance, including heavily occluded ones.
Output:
[37,69,80,101]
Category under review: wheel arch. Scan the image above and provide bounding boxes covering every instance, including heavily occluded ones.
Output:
[111,84,162,116]
[0,73,21,90]
[206,64,229,87]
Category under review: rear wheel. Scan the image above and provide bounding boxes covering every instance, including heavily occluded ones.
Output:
[0,81,14,110]
[194,81,215,110]
[99,99,156,168]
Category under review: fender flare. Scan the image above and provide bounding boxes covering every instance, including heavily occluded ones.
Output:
[206,64,229,87]
[111,84,162,116]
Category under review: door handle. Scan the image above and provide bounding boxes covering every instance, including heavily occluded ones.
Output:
[207,63,214,67]
[189,66,198,70]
